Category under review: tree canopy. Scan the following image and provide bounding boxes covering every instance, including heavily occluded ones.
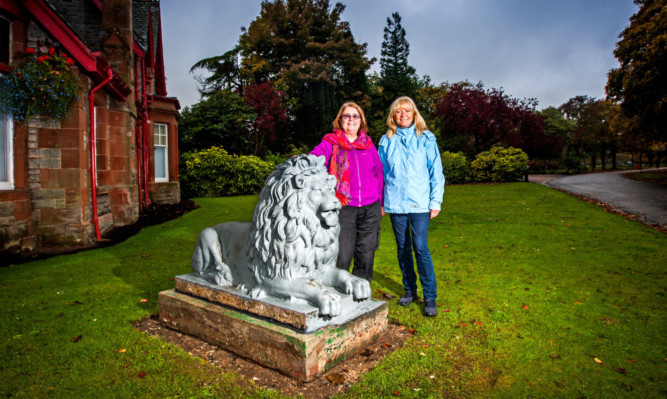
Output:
[178,90,255,154]
[435,82,543,158]
[606,0,666,144]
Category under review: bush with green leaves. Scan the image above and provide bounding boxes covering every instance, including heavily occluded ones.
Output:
[180,146,275,198]
[471,146,529,182]
[440,151,470,184]
[262,144,311,165]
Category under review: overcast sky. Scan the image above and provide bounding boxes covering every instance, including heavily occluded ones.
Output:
[159,0,638,111]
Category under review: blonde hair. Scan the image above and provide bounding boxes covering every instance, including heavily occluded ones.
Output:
[332,102,368,133]
[385,96,428,138]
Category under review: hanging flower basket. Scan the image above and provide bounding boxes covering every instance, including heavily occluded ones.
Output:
[0,47,79,122]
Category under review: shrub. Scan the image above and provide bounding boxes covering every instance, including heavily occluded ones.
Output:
[262,144,310,165]
[180,147,275,198]
[562,153,588,174]
[526,160,562,174]
[471,146,529,182]
[441,151,471,184]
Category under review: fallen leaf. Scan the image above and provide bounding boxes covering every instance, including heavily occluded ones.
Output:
[138,371,146,378]
[117,349,126,353]
[444,244,449,248]
[408,328,416,334]
[123,363,130,368]
[141,254,150,258]
[443,309,450,312]
[382,343,391,348]
[393,389,399,396]
[522,305,529,309]
[419,352,426,356]
[359,349,372,357]
[613,367,627,374]
[477,321,482,326]
[594,357,603,364]
[70,335,82,342]
[66,300,83,306]
[326,373,345,385]
[550,354,561,359]
[376,290,396,299]
[460,323,467,327]
[629,359,636,363]
[139,299,148,303]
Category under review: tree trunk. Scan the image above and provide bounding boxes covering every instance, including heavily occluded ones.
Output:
[611,145,617,169]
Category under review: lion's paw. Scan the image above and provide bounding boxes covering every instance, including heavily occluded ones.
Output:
[247,286,265,299]
[345,277,371,301]
[317,290,342,317]
[213,265,232,286]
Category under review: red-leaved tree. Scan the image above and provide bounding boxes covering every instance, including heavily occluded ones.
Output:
[435,82,548,158]
[241,81,288,156]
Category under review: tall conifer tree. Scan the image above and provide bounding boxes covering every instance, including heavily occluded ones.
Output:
[379,12,419,103]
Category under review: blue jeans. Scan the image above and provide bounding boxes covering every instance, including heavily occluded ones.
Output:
[389,213,437,301]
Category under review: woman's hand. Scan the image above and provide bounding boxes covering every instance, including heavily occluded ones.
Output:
[381,206,386,217]
[429,209,440,219]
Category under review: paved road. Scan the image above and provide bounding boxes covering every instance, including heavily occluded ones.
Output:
[532,169,666,230]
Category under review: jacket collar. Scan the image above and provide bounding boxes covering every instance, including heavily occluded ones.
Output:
[396,124,416,145]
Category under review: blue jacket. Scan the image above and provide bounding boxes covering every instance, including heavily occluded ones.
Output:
[378,125,445,213]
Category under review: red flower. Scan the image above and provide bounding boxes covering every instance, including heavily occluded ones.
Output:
[26,48,36,54]
[66,57,75,65]
[49,47,55,55]
[37,56,45,64]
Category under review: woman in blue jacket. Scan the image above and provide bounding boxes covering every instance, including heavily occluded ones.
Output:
[378,96,445,317]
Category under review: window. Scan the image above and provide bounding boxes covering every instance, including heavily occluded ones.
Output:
[0,17,9,65]
[154,123,168,182]
[0,77,13,190]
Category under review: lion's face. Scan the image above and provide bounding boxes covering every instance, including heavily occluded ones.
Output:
[305,174,340,228]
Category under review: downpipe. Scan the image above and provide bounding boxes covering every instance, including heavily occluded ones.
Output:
[88,68,113,241]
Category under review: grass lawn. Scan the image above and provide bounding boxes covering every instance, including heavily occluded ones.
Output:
[1,183,664,398]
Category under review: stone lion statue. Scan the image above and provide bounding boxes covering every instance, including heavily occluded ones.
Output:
[191,154,371,317]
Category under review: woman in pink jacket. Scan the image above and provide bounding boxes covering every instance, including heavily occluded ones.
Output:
[310,102,384,281]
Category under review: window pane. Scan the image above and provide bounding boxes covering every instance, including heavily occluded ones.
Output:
[0,78,7,182]
[154,124,166,146]
[0,18,9,64]
[154,146,166,179]
[0,117,6,182]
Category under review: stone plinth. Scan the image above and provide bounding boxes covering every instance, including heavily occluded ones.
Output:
[175,273,384,333]
[158,289,388,382]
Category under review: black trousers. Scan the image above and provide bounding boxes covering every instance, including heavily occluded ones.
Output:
[336,200,382,282]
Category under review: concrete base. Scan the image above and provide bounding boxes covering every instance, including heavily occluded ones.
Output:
[158,289,388,382]
[175,273,385,333]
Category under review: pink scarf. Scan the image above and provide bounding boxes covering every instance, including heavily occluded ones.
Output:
[323,129,372,205]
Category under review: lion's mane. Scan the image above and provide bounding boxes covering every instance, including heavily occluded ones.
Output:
[247,155,339,283]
